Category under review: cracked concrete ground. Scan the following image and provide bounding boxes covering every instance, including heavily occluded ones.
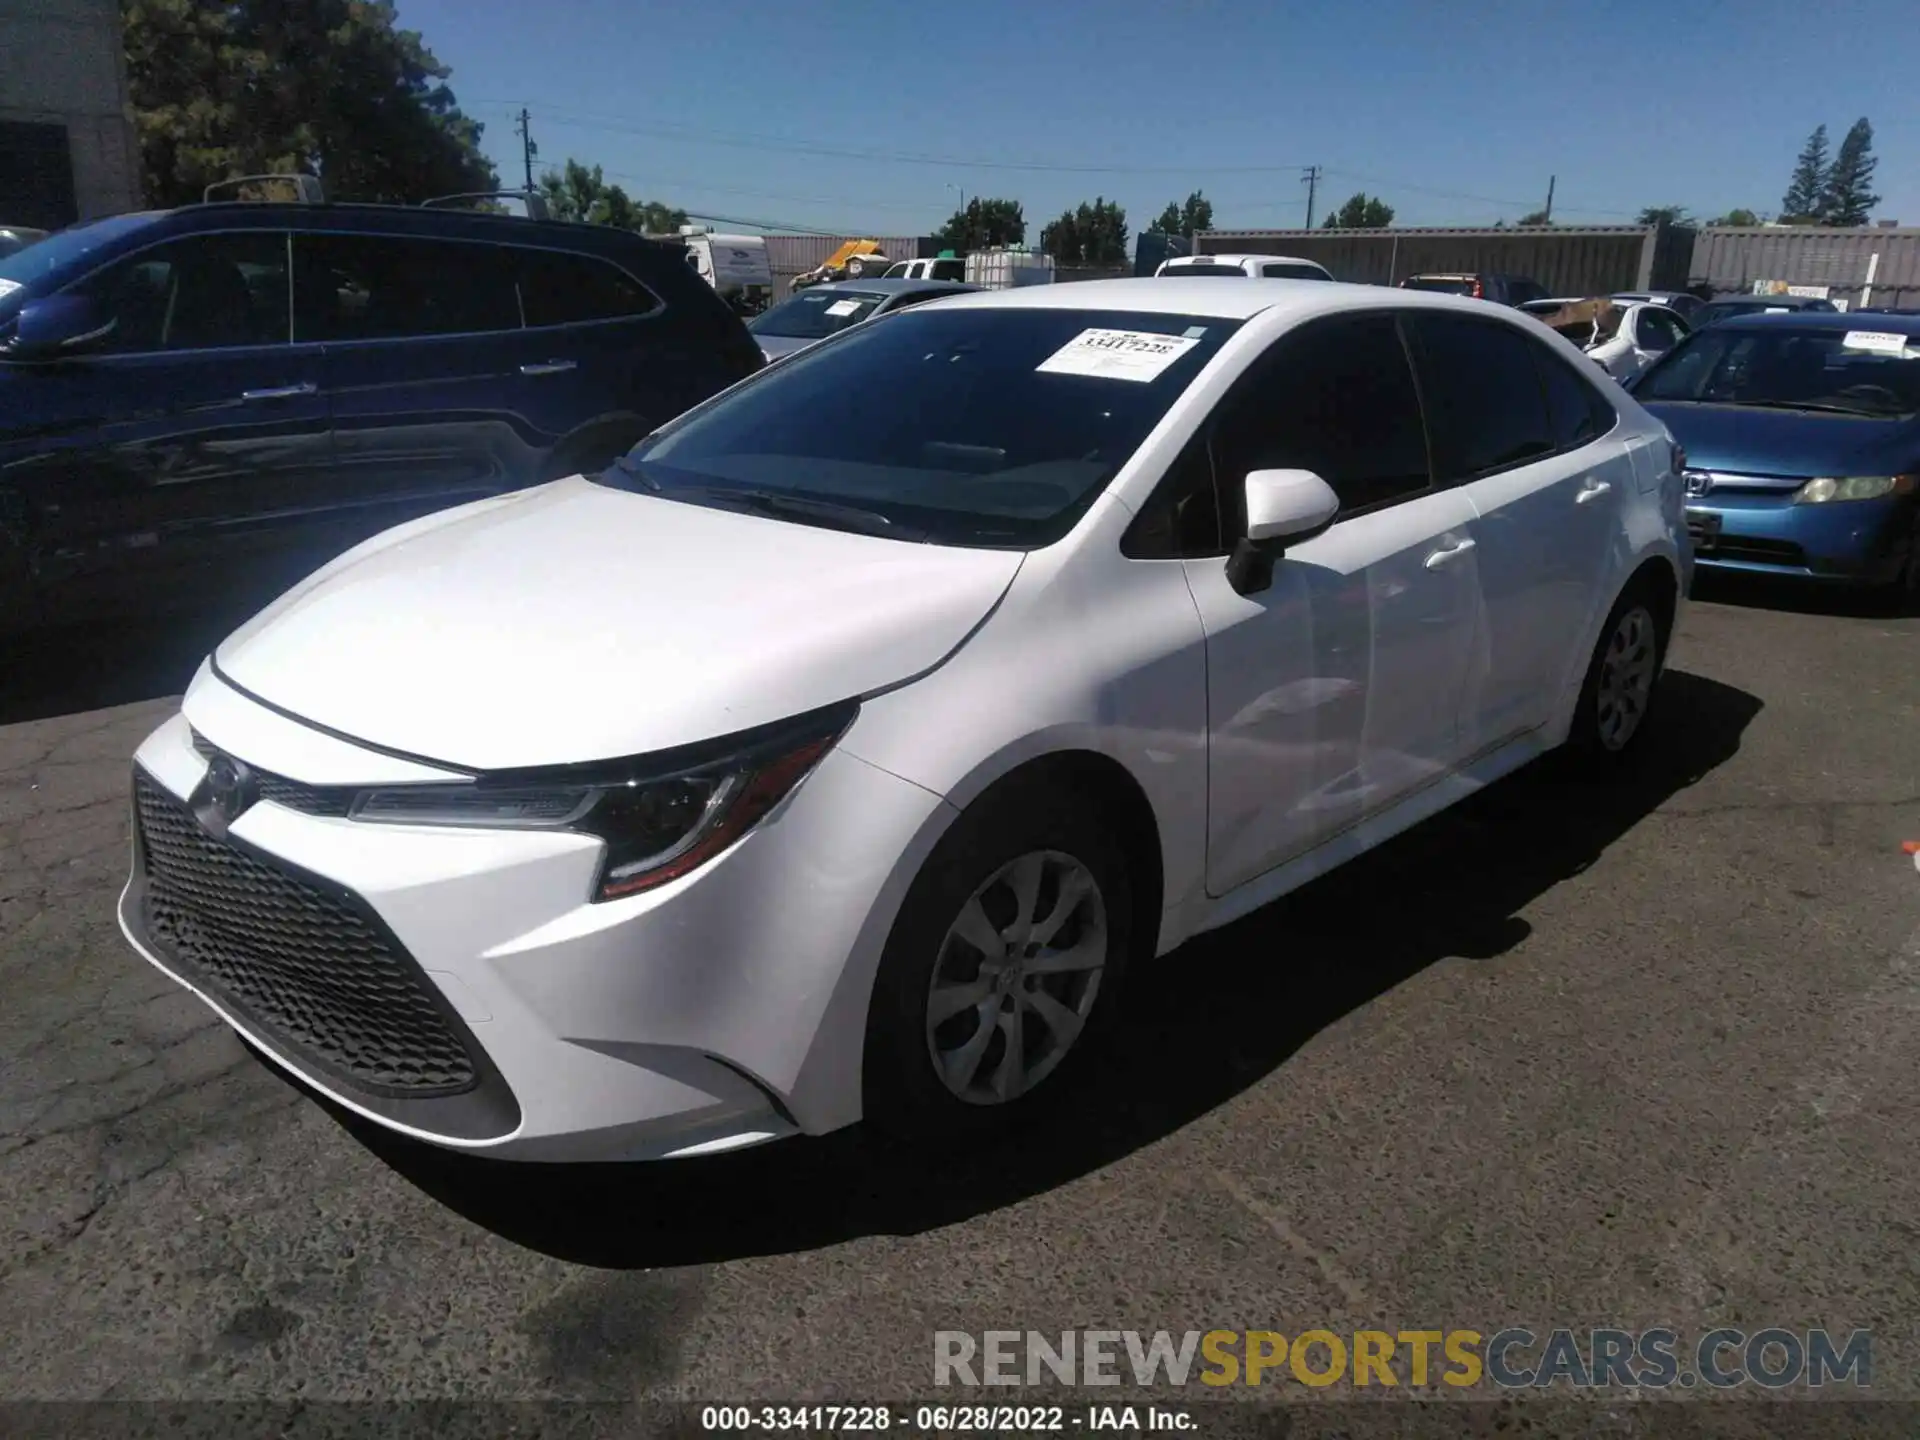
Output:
[0,581,1916,1414]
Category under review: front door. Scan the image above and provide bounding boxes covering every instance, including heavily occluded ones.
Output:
[1183,311,1483,898]
[0,228,335,625]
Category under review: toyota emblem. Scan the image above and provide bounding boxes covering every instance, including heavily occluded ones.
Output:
[192,752,257,838]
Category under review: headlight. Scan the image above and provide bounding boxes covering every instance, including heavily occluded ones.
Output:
[1791,474,1917,504]
[350,702,856,901]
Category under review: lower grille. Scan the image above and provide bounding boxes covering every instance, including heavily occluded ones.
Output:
[134,770,477,1094]
[1715,535,1807,567]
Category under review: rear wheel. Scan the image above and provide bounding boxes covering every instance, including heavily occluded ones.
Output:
[861,780,1131,1143]
[1567,581,1668,763]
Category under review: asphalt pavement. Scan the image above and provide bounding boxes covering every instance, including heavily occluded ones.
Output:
[1,577,1917,1424]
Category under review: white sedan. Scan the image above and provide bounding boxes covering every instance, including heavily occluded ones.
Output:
[119,279,1690,1162]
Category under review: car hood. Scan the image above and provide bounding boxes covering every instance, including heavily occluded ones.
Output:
[1640,401,1914,477]
[213,476,1024,771]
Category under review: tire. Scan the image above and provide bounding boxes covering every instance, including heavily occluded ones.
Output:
[1566,579,1669,764]
[861,778,1133,1144]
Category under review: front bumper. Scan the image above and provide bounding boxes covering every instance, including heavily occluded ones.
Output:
[118,680,953,1161]
[1685,489,1915,585]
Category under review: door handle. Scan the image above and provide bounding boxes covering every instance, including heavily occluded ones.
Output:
[520,360,578,376]
[240,382,317,401]
[1576,477,1613,504]
[1424,536,1476,569]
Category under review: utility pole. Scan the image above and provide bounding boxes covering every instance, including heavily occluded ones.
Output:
[1302,165,1322,230]
[1542,174,1556,224]
[515,107,537,193]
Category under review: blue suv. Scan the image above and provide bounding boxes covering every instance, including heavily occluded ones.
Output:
[0,196,763,635]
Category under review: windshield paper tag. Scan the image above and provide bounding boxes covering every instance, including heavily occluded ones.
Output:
[1841,330,1912,355]
[1037,328,1200,382]
[824,299,861,317]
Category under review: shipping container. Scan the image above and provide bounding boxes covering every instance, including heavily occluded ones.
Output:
[1196,224,1692,296]
[965,248,1055,289]
[1688,226,1920,311]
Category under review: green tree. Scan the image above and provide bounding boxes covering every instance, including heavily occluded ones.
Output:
[1148,190,1214,235]
[1323,193,1394,228]
[934,197,1026,250]
[1711,208,1761,227]
[1517,209,1552,226]
[1818,118,1880,226]
[1780,124,1830,222]
[1042,197,1129,265]
[1635,205,1693,227]
[538,158,686,232]
[123,0,495,207]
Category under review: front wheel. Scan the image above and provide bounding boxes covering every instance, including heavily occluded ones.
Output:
[1567,584,1668,762]
[861,782,1131,1143]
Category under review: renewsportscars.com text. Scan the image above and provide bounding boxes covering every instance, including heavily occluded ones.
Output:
[933,1328,1872,1390]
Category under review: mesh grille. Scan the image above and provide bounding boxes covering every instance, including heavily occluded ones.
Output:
[188,729,354,818]
[135,770,477,1093]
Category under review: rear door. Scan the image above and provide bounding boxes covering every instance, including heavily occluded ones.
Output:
[1406,311,1630,753]
[1,227,335,624]
[296,230,537,546]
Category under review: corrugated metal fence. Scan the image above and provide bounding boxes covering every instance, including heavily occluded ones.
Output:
[1688,227,1920,311]
[1195,226,1690,294]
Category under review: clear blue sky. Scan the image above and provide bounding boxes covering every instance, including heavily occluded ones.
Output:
[396,0,1917,238]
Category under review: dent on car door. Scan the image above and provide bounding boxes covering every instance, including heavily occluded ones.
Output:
[1179,311,1483,898]
[1405,311,1628,753]
[0,228,335,626]
[296,231,539,540]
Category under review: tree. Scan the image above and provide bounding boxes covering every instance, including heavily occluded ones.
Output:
[1517,209,1552,226]
[1323,192,1394,229]
[1819,118,1880,226]
[123,0,496,207]
[1148,190,1214,236]
[1635,205,1693,227]
[1712,208,1761,227]
[538,158,686,233]
[1780,124,1830,223]
[1041,197,1129,265]
[933,197,1026,251]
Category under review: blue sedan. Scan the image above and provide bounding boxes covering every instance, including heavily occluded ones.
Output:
[1631,311,1920,603]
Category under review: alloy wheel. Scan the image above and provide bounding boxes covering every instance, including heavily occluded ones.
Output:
[1595,604,1658,751]
[924,849,1108,1106]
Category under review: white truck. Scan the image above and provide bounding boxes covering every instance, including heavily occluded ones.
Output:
[676,227,776,314]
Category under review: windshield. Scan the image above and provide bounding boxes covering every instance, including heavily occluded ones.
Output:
[609,306,1244,548]
[1636,326,1920,418]
[0,213,154,308]
[1402,277,1477,295]
[749,289,887,339]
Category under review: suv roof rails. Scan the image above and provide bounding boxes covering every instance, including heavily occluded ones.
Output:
[203,173,326,205]
[422,190,551,222]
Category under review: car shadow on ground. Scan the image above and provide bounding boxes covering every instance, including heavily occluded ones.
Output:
[1691,569,1914,620]
[0,612,239,726]
[317,668,1762,1269]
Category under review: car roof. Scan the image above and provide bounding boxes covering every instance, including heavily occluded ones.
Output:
[1710,309,1920,334]
[1705,294,1826,307]
[1164,254,1324,267]
[918,275,1534,322]
[804,278,978,296]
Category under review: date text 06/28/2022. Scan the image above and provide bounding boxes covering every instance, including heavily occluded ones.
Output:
[932,1327,1873,1391]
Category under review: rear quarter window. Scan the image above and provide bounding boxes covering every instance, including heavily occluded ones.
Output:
[518,248,660,328]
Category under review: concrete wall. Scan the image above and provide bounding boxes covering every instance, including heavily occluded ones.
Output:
[0,0,142,225]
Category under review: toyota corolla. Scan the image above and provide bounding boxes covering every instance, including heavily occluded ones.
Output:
[120,279,1689,1162]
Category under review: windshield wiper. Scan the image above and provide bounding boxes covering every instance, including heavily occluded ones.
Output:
[1716,398,1895,418]
[729,489,925,541]
[606,452,661,491]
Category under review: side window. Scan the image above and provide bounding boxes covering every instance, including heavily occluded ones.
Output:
[1122,436,1222,559]
[1636,309,1683,352]
[1210,312,1431,518]
[932,259,966,282]
[75,231,290,352]
[294,234,519,342]
[1529,337,1618,451]
[1405,312,1555,480]
[518,248,658,328]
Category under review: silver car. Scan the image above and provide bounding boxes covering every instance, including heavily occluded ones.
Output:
[747,278,978,361]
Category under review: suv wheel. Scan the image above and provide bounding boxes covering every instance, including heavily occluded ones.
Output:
[861,780,1130,1142]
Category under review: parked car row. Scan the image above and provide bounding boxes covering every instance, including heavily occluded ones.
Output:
[746,277,979,361]
[0,191,766,636]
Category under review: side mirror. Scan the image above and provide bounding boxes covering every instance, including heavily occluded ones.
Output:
[9,293,114,359]
[1226,468,1340,596]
